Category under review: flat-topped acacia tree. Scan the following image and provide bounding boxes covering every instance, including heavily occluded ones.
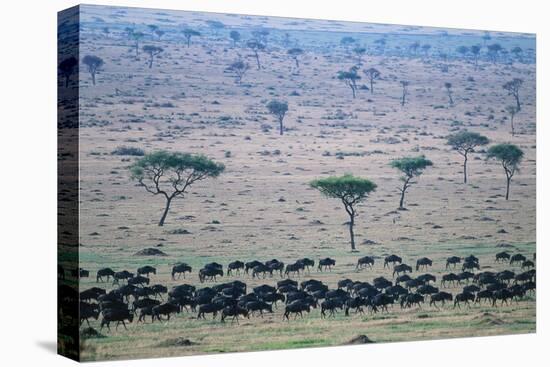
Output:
[487,144,524,200]
[506,105,519,136]
[287,48,303,68]
[337,67,361,98]
[391,156,433,210]
[247,40,265,70]
[503,78,523,111]
[182,28,200,48]
[130,151,225,226]
[58,56,78,87]
[82,55,104,86]
[363,67,380,94]
[142,45,163,69]
[311,175,377,251]
[266,100,288,135]
[227,60,250,84]
[447,131,489,183]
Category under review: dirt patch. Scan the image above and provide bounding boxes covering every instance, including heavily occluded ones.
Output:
[134,248,167,256]
[158,338,196,347]
[345,335,375,344]
[473,312,506,326]
[80,327,105,339]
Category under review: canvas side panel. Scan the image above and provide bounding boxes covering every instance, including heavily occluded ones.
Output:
[57,5,80,362]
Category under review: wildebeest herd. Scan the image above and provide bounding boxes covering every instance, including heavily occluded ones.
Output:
[76,251,536,331]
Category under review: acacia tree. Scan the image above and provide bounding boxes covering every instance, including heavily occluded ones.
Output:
[391,156,433,210]
[506,105,519,136]
[229,30,240,46]
[82,55,104,86]
[456,45,469,60]
[340,36,356,54]
[447,131,489,183]
[400,80,410,106]
[266,100,288,135]
[131,31,144,57]
[58,56,78,87]
[353,47,366,65]
[143,45,163,69]
[487,43,503,64]
[444,82,454,106]
[287,48,303,68]
[227,60,250,84]
[182,28,200,47]
[247,40,265,70]
[130,151,225,226]
[363,67,380,94]
[470,45,481,69]
[155,29,165,41]
[337,67,361,99]
[511,46,523,62]
[487,144,523,200]
[409,41,420,56]
[311,175,376,251]
[503,78,523,111]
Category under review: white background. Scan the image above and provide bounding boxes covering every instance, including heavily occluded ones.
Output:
[0,0,547,365]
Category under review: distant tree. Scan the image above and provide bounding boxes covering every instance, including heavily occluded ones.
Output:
[506,105,519,136]
[287,48,304,68]
[229,30,241,46]
[340,36,356,52]
[82,55,104,86]
[363,67,380,94]
[124,26,135,40]
[421,44,431,57]
[102,27,110,38]
[310,175,377,251]
[487,43,503,64]
[155,29,165,40]
[400,80,410,106]
[266,100,289,135]
[391,156,433,209]
[182,28,200,48]
[206,20,225,37]
[444,82,454,106]
[148,24,158,37]
[247,40,265,70]
[58,56,78,87]
[131,31,145,57]
[337,67,361,99]
[502,78,523,111]
[130,151,225,226]
[409,41,420,56]
[447,131,489,183]
[353,47,366,64]
[143,45,163,69]
[487,144,524,200]
[374,38,387,54]
[227,60,250,84]
[456,45,469,59]
[252,28,270,46]
[470,45,481,68]
[511,46,523,62]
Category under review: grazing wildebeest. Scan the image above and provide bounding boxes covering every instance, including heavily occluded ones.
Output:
[80,287,106,302]
[284,262,303,277]
[199,267,223,283]
[252,263,271,279]
[245,301,273,316]
[137,266,156,277]
[151,284,168,299]
[400,293,424,308]
[475,289,494,304]
[384,255,402,269]
[445,256,461,269]
[318,258,336,272]
[100,308,133,331]
[80,302,100,326]
[197,302,224,319]
[522,260,535,270]
[393,264,412,278]
[492,289,513,306]
[429,292,453,307]
[416,257,432,271]
[441,273,460,287]
[227,261,245,276]
[245,260,263,275]
[510,254,526,266]
[171,263,192,279]
[80,268,90,278]
[267,261,285,277]
[283,300,311,320]
[462,261,480,271]
[128,275,150,287]
[113,270,134,284]
[495,252,511,263]
[453,292,475,308]
[221,305,249,323]
[417,274,437,284]
[356,256,375,270]
[297,258,315,272]
[96,268,115,282]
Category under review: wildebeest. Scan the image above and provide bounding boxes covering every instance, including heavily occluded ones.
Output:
[283,300,311,320]
[475,289,493,304]
[79,268,90,278]
[254,284,277,295]
[128,275,150,287]
[497,270,515,284]
[417,274,436,284]
[80,287,106,302]
[400,293,424,308]
[458,271,474,284]
[113,270,134,284]
[492,289,513,306]
[132,298,161,315]
[318,258,336,272]
[429,292,453,307]
[251,263,271,279]
[151,284,168,299]
[395,274,412,285]
[393,264,413,278]
[416,257,432,271]
[297,258,315,272]
[384,254,402,268]
[221,305,249,323]
[259,292,285,308]
[151,302,180,321]
[463,285,480,294]
[199,267,223,283]
[345,297,368,316]
[522,260,535,270]
[321,298,344,317]
[284,262,303,277]
[373,277,393,290]
[137,265,156,277]
[445,256,461,269]
[245,301,273,316]
[356,256,375,270]
[100,308,133,331]
[441,273,460,287]
[510,254,526,266]
[370,293,394,313]
[80,302,100,326]
[197,302,224,319]
[277,279,298,290]
[453,292,475,308]
[227,260,245,276]
[417,285,439,297]
[267,260,285,277]
[245,260,263,274]
[96,268,115,282]
[171,263,192,279]
[462,261,480,271]
[495,252,511,263]
[464,255,479,264]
